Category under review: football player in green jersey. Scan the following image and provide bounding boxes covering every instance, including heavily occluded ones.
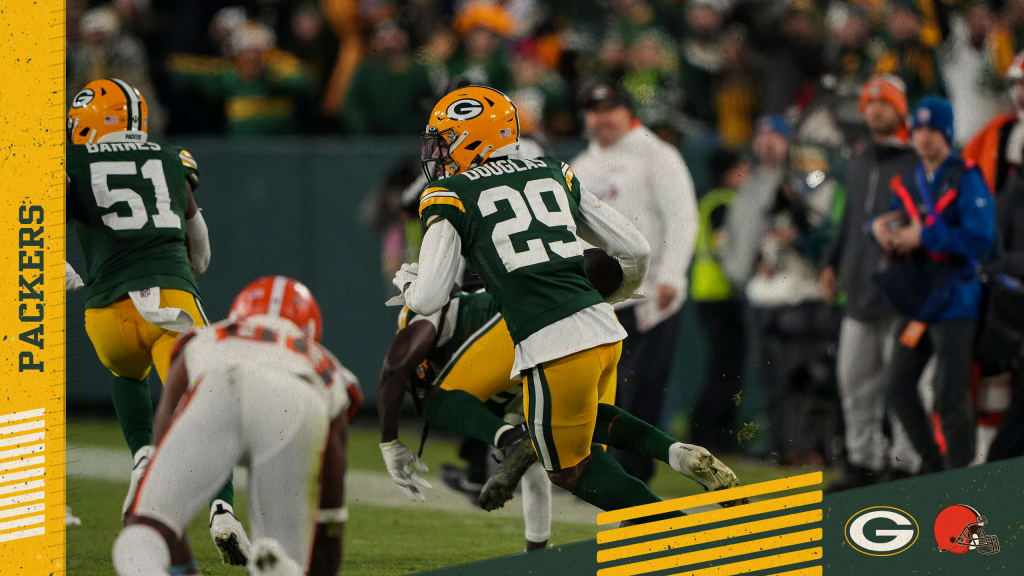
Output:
[391,86,739,517]
[380,261,740,547]
[68,78,249,566]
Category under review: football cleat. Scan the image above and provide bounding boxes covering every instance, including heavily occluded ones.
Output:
[209,500,251,566]
[478,427,537,511]
[438,463,483,503]
[668,443,745,507]
[248,538,304,576]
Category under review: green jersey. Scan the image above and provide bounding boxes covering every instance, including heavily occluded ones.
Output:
[398,290,501,372]
[418,157,602,344]
[68,141,200,308]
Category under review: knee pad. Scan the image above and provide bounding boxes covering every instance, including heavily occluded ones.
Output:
[112,524,171,576]
[248,538,304,576]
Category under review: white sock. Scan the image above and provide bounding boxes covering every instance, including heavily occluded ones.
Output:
[521,462,551,543]
[494,424,516,448]
[113,524,171,576]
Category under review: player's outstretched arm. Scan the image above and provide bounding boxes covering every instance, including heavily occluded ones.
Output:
[310,414,348,576]
[576,188,651,302]
[399,221,462,316]
[378,320,437,443]
[184,184,211,275]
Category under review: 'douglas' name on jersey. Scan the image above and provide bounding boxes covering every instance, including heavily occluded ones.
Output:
[419,157,603,344]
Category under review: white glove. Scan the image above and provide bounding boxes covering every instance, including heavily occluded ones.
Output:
[392,262,419,293]
[122,445,154,520]
[65,261,84,292]
[380,439,432,502]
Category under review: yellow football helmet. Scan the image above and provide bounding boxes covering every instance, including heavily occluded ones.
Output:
[421,85,520,181]
[68,78,149,145]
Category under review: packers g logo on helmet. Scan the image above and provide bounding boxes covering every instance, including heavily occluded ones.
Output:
[445,98,485,121]
[421,85,519,182]
[71,89,95,109]
[67,78,149,145]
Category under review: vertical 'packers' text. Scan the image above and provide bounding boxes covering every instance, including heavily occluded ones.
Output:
[18,205,44,372]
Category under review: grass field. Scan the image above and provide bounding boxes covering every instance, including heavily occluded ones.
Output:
[67,416,831,575]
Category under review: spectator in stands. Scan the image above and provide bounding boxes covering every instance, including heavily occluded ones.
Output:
[679,0,728,128]
[508,39,573,137]
[744,120,841,465]
[940,1,1016,147]
[168,21,312,135]
[342,20,435,135]
[722,116,790,289]
[571,84,698,482]
[621,29,683,137]
[963,51,1024,196]
[447,2,514,91]
[71,5,164,134]
[821,75,920,489]
[690,148,750,452]
[874,97,996,471]
[873,0,946,104]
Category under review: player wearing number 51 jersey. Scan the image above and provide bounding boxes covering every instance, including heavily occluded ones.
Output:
[394,86,736,516]
[68,79,247,566]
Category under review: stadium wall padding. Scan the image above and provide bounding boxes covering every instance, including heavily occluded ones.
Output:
[67,136,732,424]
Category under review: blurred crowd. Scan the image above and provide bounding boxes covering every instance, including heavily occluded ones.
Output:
[70,0,1023,141]
[70,0,1024,487]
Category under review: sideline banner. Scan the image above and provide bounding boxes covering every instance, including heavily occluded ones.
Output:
[0,1,67,574]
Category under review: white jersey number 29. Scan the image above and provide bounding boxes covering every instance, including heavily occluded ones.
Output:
[478,177,583,272]
[90,159,182,231]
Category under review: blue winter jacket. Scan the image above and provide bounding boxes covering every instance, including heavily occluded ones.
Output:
[886,154,996,320]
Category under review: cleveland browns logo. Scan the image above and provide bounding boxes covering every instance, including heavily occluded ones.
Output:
[933,505,999,555]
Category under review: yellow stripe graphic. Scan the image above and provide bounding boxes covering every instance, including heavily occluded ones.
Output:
[598,490,822,544]
[419,196,466,216]
[598,509,822,562]
[597,529,821,576]
[679,548,822,576]
[597,471,821,525]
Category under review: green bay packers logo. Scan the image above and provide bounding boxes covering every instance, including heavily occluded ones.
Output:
[72,89,95,108]
[845,506,919,556]
[446,98,484,121]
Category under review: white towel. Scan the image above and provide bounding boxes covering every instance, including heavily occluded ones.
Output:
[129,287,195,332]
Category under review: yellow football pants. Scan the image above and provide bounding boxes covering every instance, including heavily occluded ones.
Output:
[84,289,208,383]
[439,315,518,402]
[522,342,622,470]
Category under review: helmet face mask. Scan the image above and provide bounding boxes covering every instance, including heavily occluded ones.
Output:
[420,127,458,182]
[955,519,999,554]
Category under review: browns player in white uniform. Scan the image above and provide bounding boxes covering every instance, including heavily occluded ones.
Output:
[113,276,361,576]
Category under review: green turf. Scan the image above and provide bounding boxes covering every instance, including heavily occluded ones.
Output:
[67,476,598,576]
[67,418,829,575]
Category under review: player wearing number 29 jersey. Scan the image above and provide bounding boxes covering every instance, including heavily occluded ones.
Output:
[397,86,689,518]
